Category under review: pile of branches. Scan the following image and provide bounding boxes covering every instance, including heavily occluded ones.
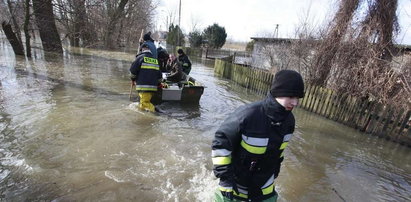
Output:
[308,0,410,109]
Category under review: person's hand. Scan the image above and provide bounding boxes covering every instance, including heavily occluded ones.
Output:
[131,80,136,85]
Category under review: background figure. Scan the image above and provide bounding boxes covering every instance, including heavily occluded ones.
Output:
[157,47,169,72]
[212,70,305,201]
[177,49,192,75]
[166,54,186,83]
[140,31,158,59]
[129,44,162,112]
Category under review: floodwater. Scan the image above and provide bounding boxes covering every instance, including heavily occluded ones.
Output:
[1,40,410,202]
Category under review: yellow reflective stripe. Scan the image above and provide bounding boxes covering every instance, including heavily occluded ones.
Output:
[212,156,231,165]
[262,183,275,195]
[241,140,266,154]
[280,142,289,150]
[280,151,284,158]
[136,87,157,91]
[242,135,269,146]
[219,187,233,192]
[141,65,159,70]
[143,57,158,64]
[233,191,248,198]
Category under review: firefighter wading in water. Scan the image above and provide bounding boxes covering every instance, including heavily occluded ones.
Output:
[212,70,305,201]
[129,44,162,112]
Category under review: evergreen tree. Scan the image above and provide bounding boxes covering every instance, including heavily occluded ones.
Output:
[166,24,185,46]
[203,23,227,49]
[188,31,203,48]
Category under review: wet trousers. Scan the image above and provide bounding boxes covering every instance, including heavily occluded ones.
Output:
[214,189,278,202]
[138,92,155,112]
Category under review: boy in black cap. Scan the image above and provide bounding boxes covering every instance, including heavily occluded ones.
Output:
[211,70,304,201]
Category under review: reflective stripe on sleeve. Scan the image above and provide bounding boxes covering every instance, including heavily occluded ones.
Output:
[261,174,275,195]
[219,185,233,192]
[212,149,231,157]
[233,192,248,199]
[283,134,293,142]
[279,142,289,150]
[212,156,231,165]
[234,184,248,198]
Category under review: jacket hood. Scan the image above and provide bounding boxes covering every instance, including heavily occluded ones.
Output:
[136,49,152,57]
[263,92,291,123]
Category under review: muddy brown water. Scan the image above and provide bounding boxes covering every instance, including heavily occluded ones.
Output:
[1,41,410,201]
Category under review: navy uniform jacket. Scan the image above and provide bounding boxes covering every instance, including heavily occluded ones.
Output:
[129,50,162,92]
[212,94,295,201]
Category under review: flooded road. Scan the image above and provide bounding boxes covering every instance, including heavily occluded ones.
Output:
[1,41,410,201]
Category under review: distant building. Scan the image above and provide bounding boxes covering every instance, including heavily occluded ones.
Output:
[152,31,168,48]
[250,37,298,70]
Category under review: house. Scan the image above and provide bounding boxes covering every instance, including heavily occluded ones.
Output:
[250,37,299,70]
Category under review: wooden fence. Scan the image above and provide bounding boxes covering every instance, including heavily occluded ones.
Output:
[214,59,411,147]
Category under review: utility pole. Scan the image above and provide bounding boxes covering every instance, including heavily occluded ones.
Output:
[178,0,181,46]
[274,24,279,38]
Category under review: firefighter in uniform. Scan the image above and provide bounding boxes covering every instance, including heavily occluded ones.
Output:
[129,44,162,112]
[177,49,192,75]
[212,70,305,201]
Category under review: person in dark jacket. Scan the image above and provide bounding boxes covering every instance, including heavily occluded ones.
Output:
[212,70,305,201]
[177,49,192,75]
[157,47,169,72]
[140,32,158,59]
[166,54,186,83]
[130,44,162,112]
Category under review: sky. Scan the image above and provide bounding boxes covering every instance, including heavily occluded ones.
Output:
[155,0,411,45]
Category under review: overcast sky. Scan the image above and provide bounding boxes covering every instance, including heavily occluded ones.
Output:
[155,0,411,45]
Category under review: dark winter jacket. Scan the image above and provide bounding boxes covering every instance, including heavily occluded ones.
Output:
[178,54,192,75]
[129,50,162,92]
[212,93,295,201]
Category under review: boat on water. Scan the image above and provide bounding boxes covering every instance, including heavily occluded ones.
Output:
[151,73,204,104]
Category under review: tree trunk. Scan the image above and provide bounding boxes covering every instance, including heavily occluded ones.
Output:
[104,0,129,49]
[2,21,25,56]
[71,0,95,47]
[32,0,63,53]
[24,0,31,57]
[7,0,23,46]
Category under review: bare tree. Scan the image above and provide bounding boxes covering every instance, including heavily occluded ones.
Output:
[308,0,360,86]
[103,0,129,49]
[2,21,24,55]
[32,0,63,52]
[6,0,22,44]
[23,0,31,57]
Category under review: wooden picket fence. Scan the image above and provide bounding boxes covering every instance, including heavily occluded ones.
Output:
[214,59,411,146]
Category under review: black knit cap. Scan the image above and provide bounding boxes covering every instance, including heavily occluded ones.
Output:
[270,70,305,98]
[143,32,153,41]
